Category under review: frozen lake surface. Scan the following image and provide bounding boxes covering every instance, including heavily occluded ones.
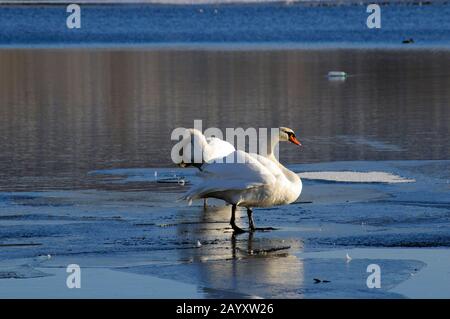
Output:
[1,159,449,298]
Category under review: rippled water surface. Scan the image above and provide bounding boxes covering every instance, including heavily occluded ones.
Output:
[1,2,450,46]
[0,48,449,190]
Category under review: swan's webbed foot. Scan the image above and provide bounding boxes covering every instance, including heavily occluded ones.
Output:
[230,223,247,234]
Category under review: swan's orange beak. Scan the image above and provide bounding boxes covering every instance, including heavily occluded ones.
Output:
[289,135,302,146]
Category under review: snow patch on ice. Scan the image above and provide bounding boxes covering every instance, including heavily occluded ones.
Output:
[298,171,415,183]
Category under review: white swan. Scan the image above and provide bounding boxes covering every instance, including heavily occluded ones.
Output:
[178,129,235,169]
[183,127,302,233]
[177,129,235,207]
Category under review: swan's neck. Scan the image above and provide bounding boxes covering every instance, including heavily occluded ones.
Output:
[266,134,300,184]
[266,134,280,162]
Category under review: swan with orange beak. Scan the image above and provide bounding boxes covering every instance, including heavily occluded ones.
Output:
[183,127,303,233]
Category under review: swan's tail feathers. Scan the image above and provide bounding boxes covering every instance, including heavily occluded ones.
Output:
[178,183,215,205]
[180,180,264,205]
[178,191,201,205]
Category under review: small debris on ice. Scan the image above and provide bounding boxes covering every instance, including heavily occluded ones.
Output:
[346,253,352,262]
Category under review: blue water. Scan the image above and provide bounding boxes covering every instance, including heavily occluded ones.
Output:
[1,2,450,47]
[0,160,448,297]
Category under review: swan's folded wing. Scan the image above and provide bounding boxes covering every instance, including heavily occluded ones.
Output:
[247,153,284,179]
[182,150,276,200]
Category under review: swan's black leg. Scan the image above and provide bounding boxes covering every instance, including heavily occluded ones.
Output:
[203,198,208,209]
[247,208,277,231]
[247,208,256,232]
[230,204,246,234]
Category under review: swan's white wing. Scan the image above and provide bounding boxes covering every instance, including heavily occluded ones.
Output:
[247,153,284,180]
[183,150,276,201]
[204,137,235,162]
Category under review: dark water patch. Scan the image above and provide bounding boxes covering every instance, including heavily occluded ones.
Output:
[0,227,62,240]
[396,161,450,180]
[341,210,450,227]
[0,194,74,207]
[338,135,404,152]
[133,222,157,227]
[380,200,450,209]
[315,232,450,247]
[0,243,42,247]
[0,194,36,202]
[0,266,51,279]
[0,213,125,222]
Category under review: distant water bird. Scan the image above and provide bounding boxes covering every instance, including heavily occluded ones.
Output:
[178,129,235,207]
[196,240,202,248]
[313,278,330,284]
[182,127,303,233]
[402,38,414,44]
